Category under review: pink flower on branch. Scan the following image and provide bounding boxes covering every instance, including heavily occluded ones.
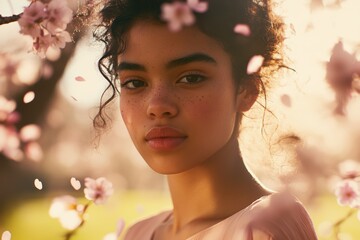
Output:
[18,0,73,57]
[161,2,195,32]
[84,177,114,205]
[335,180,360,208]
[46,0,73,34]
[49,195,84,230]
[18,1,46,38]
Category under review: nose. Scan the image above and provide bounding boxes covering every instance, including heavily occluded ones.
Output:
[146,86,178,119]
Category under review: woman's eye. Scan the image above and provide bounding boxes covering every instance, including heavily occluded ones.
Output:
[120,79,146,89]
[178,74,205,84]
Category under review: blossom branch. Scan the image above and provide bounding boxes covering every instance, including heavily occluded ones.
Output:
[63,202,91,240]
[333,209,356,240]
[0,14,22,25]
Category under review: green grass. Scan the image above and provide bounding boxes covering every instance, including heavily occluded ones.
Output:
[2,191,360,240]
[1,191,172,240]
[308,194,360,240]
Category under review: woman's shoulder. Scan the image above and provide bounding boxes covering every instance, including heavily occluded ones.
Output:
[123,210,172,240]
[244,192,318,240]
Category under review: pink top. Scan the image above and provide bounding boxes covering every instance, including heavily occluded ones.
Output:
[124,193,318,240]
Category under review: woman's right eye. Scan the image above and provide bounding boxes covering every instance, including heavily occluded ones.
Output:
[120,79,146,89]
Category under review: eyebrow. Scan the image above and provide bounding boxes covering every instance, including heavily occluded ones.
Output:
[166,53,217,69]
[117,53,217,73]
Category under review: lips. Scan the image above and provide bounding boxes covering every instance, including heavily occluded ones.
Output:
[145,127,187,150]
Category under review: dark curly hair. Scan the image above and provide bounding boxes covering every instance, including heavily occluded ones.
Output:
[93,0,285,131]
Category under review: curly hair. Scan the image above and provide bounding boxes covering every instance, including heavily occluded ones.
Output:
[93,0,285,131]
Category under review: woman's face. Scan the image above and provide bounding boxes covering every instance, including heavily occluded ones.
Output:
[118,20,247,174]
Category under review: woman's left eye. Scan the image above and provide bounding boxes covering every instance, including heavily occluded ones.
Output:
[177,74,206,84]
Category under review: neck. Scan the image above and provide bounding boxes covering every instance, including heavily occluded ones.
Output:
[166,136,266,232]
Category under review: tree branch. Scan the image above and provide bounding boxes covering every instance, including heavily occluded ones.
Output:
[0,14,22,25]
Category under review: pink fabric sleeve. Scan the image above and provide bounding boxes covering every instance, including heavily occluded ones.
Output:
[246,193,318,240]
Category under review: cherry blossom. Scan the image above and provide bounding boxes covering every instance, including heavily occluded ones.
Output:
[59,209,83,230]
[18,0,73,57]
[84,177,114,205]
[1,231,11,240]
[51,31,72,50]
[161,2,195,32]
[187,0,208,13]
[0,53,19,83]
[19,124,41,142]
[335,180,360,208]
[45,0,73,34]
[49,195,78,218]
[0,96,16,122]
[18,1,46,38]
[49,195,84,230]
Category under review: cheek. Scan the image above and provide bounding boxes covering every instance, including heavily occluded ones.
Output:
[120,98,140,128]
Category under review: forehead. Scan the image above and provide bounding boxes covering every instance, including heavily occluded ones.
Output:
[119,19,230,64]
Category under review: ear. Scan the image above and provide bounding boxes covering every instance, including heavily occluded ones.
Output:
[236,85,258,112]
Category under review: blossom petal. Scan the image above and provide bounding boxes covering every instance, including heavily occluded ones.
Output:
[247,55,264,74]
[34,178,43,190]
[23,91,35,104]
[71,177,81,190]
[234,24,251,36]
[1,231,11,240]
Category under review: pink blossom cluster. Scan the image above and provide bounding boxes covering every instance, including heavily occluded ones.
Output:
[84,177,114,205]
[0,53,19,83]
[334,160,360,217]
[326,41,360,115]
[0,96,43,161]
[18,0,73,57]
[161,0,208,32]
[49,177,115,235]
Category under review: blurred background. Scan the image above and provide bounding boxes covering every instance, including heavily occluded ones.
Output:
[0,0,360,239]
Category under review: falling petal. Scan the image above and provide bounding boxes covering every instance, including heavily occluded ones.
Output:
[116,219,125,237]
[1,231,11,240]
[247,55,264,74]
[70,177,81,190]
[102,233,117,240]
[23,91,35,104]
[280,94,292,107]
[34,178,43,190]
[234,24,251,36]
[75,76,86,81]
[187,0,208,13]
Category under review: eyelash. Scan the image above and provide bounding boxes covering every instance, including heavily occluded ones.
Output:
[177,72,207,84]
[120,79,146,89]
[119,72,207,90]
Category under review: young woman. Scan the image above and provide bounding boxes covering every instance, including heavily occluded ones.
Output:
[94,0,318,239]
